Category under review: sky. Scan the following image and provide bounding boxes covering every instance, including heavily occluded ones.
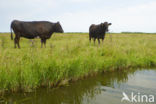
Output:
[0,0,156,33]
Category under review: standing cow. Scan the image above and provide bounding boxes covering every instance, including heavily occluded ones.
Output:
[10,20,64,48]
[89,22,112,44]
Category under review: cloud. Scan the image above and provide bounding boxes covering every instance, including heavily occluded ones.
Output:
[64,0,156,32]
[110,1,156,32]
[66,0,94,3]
[0,0,156,32]
[55,1,156,32]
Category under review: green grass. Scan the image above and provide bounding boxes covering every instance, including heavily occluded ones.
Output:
[0,33,156,94]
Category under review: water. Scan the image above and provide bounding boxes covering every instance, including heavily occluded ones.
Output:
[2,69,156,104]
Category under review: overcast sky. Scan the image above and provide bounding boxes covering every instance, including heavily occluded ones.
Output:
[0,0,156,32]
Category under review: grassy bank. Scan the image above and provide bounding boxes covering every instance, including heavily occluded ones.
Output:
[0,33,156,94]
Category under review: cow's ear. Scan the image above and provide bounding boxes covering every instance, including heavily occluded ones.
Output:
[108,23,112,25]
[57,21,60,24]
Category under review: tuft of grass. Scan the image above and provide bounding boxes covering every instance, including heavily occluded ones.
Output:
[0,33,156,94]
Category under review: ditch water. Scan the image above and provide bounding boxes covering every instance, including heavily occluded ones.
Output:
[2,69,156,104]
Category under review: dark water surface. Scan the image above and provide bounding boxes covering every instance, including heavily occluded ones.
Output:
[2,69,156,104]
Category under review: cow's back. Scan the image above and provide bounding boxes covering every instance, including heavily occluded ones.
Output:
[11,20,54,39]
[20,21,53,35]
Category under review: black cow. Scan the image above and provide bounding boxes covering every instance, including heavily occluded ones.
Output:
[10,20,64,48]
[89,22,112,44]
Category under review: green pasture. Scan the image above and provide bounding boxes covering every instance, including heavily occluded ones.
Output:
[0,33,156,94]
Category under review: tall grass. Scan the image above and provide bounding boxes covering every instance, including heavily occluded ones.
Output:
[0,33,156,94]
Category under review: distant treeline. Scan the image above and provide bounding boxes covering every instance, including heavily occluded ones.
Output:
[0,32,156,34]
[121,32,156,34]
[0,32,9,34]
[58,32,156,34]
[65,32,88,34]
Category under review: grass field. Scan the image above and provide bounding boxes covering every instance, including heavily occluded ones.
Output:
[0,33,156,94]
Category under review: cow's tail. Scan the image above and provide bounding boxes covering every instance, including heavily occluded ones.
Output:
[10,26,13,40]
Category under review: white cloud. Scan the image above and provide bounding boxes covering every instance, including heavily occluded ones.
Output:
[110,1,156,32]
[58,1,156,32]
[67,0,94,3]
[0,0,156,32]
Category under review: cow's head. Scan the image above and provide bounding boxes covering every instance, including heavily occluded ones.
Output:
[55,22,64,33]
[101,22,112,32]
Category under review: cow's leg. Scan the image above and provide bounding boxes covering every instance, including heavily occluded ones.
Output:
[17,37,20,48]
[102,35,105,43]
[41,39,43,48]
[14,36,18,48]
[43,39,46,48]
[89,36,91,42]
[93,38,96,45]
[98,38,100,44]
[102,38,104,43]
[14,33,20,48]
[14,37,17,48]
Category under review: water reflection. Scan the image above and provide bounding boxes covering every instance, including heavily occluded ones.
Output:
[3,69,156,104]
